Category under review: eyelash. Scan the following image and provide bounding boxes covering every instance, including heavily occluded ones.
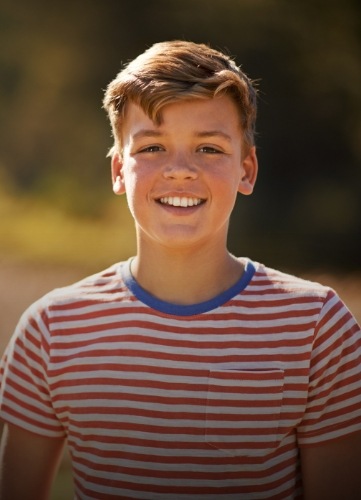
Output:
[139,145,164,153]
[138,146,223,154]
[198,146,223,154]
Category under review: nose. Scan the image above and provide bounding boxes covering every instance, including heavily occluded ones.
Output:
[163,153,198,180]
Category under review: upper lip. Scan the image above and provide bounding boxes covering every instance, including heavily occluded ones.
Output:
[155,191,206,200]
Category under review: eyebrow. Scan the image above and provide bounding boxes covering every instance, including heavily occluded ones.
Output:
[132,129,163,140]
[132,129,232,142]
[195,131,232,142]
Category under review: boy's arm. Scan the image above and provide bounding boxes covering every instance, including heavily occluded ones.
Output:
[300,430,361,500]
[0,422,65,500]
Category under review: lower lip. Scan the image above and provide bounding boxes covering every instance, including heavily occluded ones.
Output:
[158,202,204,215]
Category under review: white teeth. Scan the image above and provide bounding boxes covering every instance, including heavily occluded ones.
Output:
[160,196,203,207]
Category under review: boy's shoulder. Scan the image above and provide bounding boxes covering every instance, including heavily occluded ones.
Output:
[36,260,130,310]
[252,260,332,299]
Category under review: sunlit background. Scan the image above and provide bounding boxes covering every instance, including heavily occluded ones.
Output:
[1,1,360,497]
[1,0,361,270]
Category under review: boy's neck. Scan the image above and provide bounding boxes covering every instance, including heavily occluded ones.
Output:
[130,246,245,306]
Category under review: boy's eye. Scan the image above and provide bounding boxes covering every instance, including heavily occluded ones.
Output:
[139,145,164,153]
[198,146,223,154]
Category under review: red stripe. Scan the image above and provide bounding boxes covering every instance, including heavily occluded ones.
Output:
[1,403,63,434]
[72,465,297,495]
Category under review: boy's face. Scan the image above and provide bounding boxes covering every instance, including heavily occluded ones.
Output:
[111,95,257,252]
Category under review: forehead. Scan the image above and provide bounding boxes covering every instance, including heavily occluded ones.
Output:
[120,95,243,142]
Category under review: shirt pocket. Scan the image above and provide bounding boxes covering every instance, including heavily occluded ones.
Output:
[205,369,285,458]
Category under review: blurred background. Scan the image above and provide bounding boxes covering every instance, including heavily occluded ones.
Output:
[1,0,360,272]
[0,1,360,497]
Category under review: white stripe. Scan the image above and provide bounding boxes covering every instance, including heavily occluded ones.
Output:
[51,382,283,400]
[72,435,296,460]
[74,461,292,488]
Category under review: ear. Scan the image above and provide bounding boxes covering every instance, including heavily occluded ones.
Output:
[111,152,126,195]
[238,146,258,195]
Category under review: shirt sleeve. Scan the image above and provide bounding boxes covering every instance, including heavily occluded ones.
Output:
[297,289,361,446]
[0,299,66,438]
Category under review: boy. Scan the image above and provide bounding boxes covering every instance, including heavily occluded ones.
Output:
[1,40,361,499]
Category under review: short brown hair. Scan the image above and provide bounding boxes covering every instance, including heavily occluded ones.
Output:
[103,40,258,153]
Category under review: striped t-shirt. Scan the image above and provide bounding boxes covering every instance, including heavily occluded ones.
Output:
[1,258,361,499]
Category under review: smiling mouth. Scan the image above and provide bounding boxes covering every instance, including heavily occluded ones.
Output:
[159,196,205,207]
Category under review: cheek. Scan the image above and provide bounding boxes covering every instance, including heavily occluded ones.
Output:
[122,160,142,194]
[210,167,241,194]
[123,177,138,214]
[213,176,240,214]
[123,169,150,219]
